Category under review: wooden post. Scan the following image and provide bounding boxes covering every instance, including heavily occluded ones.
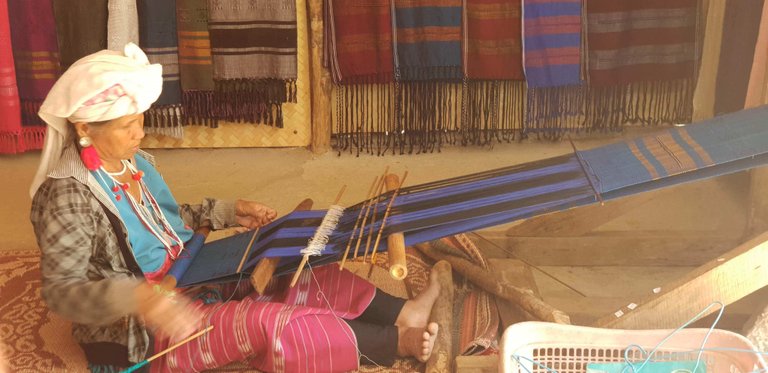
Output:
[384,174,408,280]
[250,198,314,293]
[692,0,726,122]
[307,0,331,154]
[427,261,453,373]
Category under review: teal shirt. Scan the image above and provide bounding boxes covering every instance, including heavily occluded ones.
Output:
[92,154,193,273]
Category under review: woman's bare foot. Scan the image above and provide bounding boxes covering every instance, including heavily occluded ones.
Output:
[396,269,441,328]
[397,322,439,362]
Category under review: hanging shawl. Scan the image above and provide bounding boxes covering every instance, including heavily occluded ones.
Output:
[327,0,393,84]
[176,0,217,127]
[51,0,108,69]
[585,0,700,128]
[0,0,23,154]
[714,0,765,116]
[107,0,139,51]
[463,0,525,145]
[208,0,298,127]
[327,0,397,156]
[7,0,59,150]
[521,0,583,136]
[138,0,185,138]
[388,0,462,154]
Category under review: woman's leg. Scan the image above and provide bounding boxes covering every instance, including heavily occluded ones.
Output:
[346,319,439,365]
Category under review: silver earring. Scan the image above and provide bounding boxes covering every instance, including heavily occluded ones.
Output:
[79,136,92,147]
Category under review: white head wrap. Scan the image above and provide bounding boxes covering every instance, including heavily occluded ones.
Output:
[29,43,163,197]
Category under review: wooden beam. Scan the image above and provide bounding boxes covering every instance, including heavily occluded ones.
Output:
[692,0,726,122]
[306,0,331,154]
[506,234,741,266]
[505,194,655,237]
[593,231,768,329]
[747,166,768,236]
[455,356,498,373]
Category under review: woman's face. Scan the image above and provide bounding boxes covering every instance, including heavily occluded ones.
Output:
[83,113,145,161]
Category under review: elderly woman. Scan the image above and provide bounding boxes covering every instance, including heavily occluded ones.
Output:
[29,44,439,373]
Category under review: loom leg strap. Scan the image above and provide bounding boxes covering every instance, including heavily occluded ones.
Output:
[250,198,314,294]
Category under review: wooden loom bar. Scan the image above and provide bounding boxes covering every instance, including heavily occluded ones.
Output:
[307,0,332,154]
[378,173,408,280]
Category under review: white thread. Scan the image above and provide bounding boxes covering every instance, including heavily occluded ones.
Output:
[103,159,128,176]
[302,205,345,256]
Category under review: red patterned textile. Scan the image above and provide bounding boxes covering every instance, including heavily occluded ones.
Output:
[0,0,22,154]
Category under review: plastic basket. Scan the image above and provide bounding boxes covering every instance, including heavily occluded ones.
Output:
[500,322,767,373]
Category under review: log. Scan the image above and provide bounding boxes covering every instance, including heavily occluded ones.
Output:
[307,0,331,154]
[414,242,570,324]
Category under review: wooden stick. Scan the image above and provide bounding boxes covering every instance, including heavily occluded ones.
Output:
[340,176,379,270]
[355,167,389,259]
[369,171,408,264]
[291,185,347,287]
[361,170,390,260]
[236,227,260,273]
[122,326,214,372]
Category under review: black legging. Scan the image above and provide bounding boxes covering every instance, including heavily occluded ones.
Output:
[344,290,406,366]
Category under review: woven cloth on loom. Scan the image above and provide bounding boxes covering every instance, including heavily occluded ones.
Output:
[107,0,139,51]
[7,0,58,149]
[327,0,394,84]
[138,0,184,137]
[393,0,463,81]
[51,0,108,69]
[177,0,216,127]
[521,0,581,88]
[208,0,298,126]
[0,0,23,154]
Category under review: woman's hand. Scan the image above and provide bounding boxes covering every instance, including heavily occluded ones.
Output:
[234,200,277,229]
[134,282,202,341]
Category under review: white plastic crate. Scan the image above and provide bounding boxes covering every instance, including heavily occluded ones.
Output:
[500,322,767,373]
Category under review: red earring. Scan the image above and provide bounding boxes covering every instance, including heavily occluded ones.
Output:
[79,136,102,171]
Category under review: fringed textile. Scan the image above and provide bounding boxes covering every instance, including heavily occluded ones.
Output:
[107,0,139,51]
[464,0,523,80]
[151,264,372,373]
[138,0,184,138]
[327,0,394,84]
[393,0,462,81]
[7,0,59,149]
[176,0,217,127]
[714,0,765,116]
[463,0,525,142]
[521,0,582,137]
[585,0,700,126]
[0,0,23,154]
[52,0,108,69]
[208,0,298,127]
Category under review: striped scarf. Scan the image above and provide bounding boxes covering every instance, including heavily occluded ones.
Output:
[138,0,184,138]
[208,0,298,127]
[521,0,581,88]
[176,0,216,127]
[327,0,394,84]
[52,0,108,69]
[585,0,700,126]
[7,0,59,149]
[0,0,23,154]
[393,0,462,81]
[463,0,525,144]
